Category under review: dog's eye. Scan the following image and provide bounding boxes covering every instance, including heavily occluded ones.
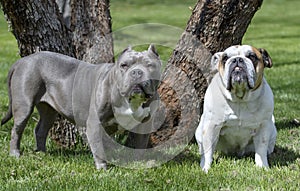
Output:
[222,54,228,65]
[120,63,129,70]
[247,53,258,64]
[147,62,155,68]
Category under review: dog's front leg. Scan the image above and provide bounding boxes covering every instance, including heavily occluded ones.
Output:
[196,118,220,173]
[86,118,107,170]
[253,120,275,168]
[128,131,150,149]
[127,117,152,149]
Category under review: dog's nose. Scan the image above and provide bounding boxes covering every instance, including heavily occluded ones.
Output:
[232,57,244,65]
[130,69,143,79]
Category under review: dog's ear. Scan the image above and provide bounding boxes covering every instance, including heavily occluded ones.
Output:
[123,46,132,53]
[211,52,223,72]
[119,46,132,56]
[259,48,273,68]
[117,46,132,62]
[148,44,159,57]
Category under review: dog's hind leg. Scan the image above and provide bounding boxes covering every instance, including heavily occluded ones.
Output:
[35,103,58,152]
[10,104,34,158]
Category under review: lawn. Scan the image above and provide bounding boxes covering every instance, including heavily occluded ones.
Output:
[0,0,300,190]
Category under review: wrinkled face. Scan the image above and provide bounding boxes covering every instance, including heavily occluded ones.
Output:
[116,45,161,107]
[213,45,272,98]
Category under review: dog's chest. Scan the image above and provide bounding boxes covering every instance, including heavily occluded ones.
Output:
[219,123,258,147]
[223,100,263,127]
[107,104,150,133]
[219,102,264,148]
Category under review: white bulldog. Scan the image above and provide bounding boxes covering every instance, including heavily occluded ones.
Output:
[195,45,277,172]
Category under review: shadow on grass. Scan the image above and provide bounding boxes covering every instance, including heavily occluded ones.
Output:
[275,119,300,131]
[268,119,300,167]
[172,147,199,164]
[43,142,299,170]
[42,117,300,169]
[174,145,300,169]
[172,139,300,169]
[269,145,300,167]
[47,145,91,158]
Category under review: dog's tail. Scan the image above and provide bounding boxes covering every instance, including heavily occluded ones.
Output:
[1,66,14,126]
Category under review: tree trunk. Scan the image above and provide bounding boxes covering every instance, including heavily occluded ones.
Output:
[69,0,114,144]
[71,0,114,64]
[0,0,74,57]
[150,0,263,146]
[0,0,113,147]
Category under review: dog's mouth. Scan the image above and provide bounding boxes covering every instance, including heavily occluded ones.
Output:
[128,84,155,110]
[227,65,254,91]
[226,65,256,99]
[129,85,154,99]
[229,67,248,87]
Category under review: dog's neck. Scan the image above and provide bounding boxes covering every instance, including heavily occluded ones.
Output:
[112,97,150,131]
[230,84,249,99]
[217,74,265,103]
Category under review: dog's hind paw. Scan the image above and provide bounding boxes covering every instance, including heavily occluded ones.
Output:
[10,149,21,158]
[95,162,108,170]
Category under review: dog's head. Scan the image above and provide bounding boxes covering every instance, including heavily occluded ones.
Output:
[211,45,272,98]
[116,44,161,110]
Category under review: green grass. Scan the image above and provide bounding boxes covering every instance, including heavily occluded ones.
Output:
[1,0,300,190]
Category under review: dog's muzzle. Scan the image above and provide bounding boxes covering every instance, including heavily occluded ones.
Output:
[127,79,159,110]
[226,57,255,91]
[129,79,159,100]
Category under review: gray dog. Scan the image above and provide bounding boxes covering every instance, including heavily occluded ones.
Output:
[1,44,161,169]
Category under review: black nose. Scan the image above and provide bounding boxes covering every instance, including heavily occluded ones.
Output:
[130,69,143,79]
[232,57,245,65]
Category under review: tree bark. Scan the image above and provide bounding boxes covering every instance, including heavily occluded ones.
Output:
[0,0,74,56]
[0,0,113,147]
[150,0,263,146]
[71,0,114,64]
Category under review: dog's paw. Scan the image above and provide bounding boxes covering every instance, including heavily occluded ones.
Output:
[10,149,21,158]
[200,160,211,173]
[95,162,108,170]
[201,164,211,173]
[255,153,269,168]
[200,156,213,173]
